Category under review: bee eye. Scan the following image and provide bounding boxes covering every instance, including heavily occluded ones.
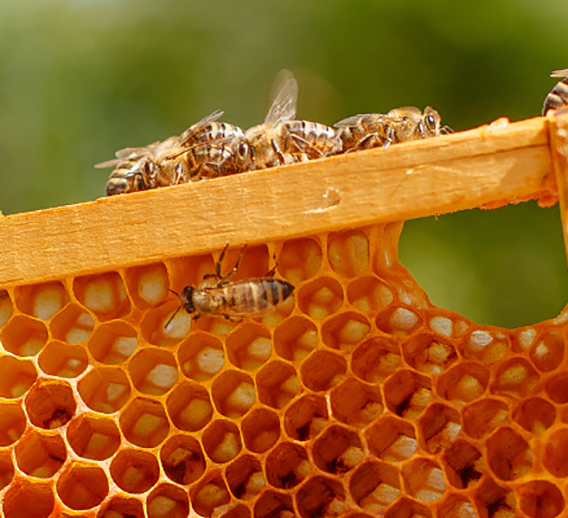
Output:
[237,142,248,160]
[425,115,436,130]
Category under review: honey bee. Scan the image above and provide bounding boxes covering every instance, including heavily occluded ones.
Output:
[542,69,568,115]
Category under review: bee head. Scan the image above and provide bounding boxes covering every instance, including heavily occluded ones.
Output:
[180,286,195,313]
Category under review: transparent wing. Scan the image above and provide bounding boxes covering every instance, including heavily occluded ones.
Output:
[179,109,225,144]
[264,69,298,125]
[334,114,372,128]
[551,69,568,78]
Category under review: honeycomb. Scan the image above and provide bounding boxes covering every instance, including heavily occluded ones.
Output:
[1,222,568,518]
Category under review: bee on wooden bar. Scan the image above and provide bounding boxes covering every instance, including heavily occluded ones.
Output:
[542,69,568,115]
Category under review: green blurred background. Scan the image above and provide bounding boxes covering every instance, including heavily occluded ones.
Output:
[1,0,567,329]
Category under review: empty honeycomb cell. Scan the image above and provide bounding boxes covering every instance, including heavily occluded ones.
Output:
[253,491,294,518]
[328,230,369,277]
[436,495,477,518]
[265,442,310,490]
[273,316,318,361]
[125,262,169,309]
[297,276,344,320]
[473,477,517,518]
[517,480,565,518]
[178,331,225,381]
[241,408,281,453]
[2,479,54,518]
[401,332,458,375]
[491,357,539,399]
[25,379,76,429]
[383,498,433,518]
[119,397,170,448]
[66,413,121,460]
[442,439,484,490]
[347,275,394,312]
[190,473,231,517]
[427,311,469,338]
[56,463,109,510]
[543,427,568,477]
[376,306,422,336]
[0,315,48,356]
[77,366,131,413]
[160,434,206,485]
[513,397,556,433]
[0,290,13,327]
[300,349,347,392]
[486,427,533,481]
[0,450,14,490]
[37,341,88,377]
[322,311,370,351]
[295,476,345,518]
[14,428,66,477]
[529,330,565,372]
[284,394,328,441]
[141,299,192,347]
[166,381,213,432]
[312,424,364,474]
[146,483,190,518]
[50,304,94,343]
[437,361,489,404]
[110,448,160,494]
[418,403,461,454]
[256,360,299,409]
[0,402,26,446]
[226,455,265,499]
[96,496,144,518]
[212,370,256,417]
[278,237,322,283]
[74,271,130,320]
[544,372,568,403]
[462,329,509,364]
[88,321,138,365]
[329,378,383,427]
[129,348,179,396]
[401,457,446,502]
[226,322,272,370]
[0,355,37,398]
[14,281,69,321]
[351,336,401,383]
[202,419,242,463]
[462,398,509,439]
[383,369,432,419]
[349,460,400,512]
[365,416,417,462]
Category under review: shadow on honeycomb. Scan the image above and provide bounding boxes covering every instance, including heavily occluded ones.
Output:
[0,222,567,517]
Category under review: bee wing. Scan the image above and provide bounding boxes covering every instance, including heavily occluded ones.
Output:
[264,69,298,125]
[551,69,568,78]
[95,158,123,169]
[334,114,373,128]
[179,109,225,144]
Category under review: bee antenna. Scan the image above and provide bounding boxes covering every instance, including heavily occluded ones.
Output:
[164,305,182,331]
[169,288,180,297]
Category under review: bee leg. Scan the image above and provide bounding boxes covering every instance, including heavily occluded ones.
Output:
[289,134,324,158]
[215,242,231,278]
[219,244,248,283]
[264,252,279,277]
[192,313,202,321]
[190,163,204,180]
[271,139,288,165]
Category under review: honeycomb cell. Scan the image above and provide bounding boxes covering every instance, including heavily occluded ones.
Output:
[38,341,88,377]
[212,370,256,418]
[14,281,69,320]
[253,491,294,518]
[491,357,539,399]
[160,434,206,485]
[129,348,178,396]
[50,304,94,343]
[142,299,192,349]
[473,477,517,518]
[517,480,565,518]
[284,394,328,441]
[265,442,309,490]
[273,316,318,361]
[328,230,369,277]
[442,440,484,490]
[296,476,345,518]
[202,420,242,463]
[351,336,401,383]
[77,366,131,413]
[190,473,231,517]
[125,262,170,309]
[401,457,446,502]
[349,461,400,512]
[486,427,533,481]
[462,398,509,439]
[437,361,489,404]
[330,378,383,427]
[0,401,26,446]
[418,403,460,455]
[322,311,370,351]
[66,414,121,460]
[462,329,509,364]
[383,369,431,419]
[347,275,394,312]
[14,428,66,477]
[427,311,469,338]
[0,450,14,490]
[529,330,564,372]
[544,372,568,403]
[300,349,347,392]
[241,408,281,453]
[312,424,364,474]
[0,315,48,356]
[226,322,272,370]
[166,381,213,432]
[178,331,225,381]
[436,495,477,518]
[376,306,422,336]
[226,455,265,499]
[384,498,433,518]
[543,428,568,477]
[25,379,76,429]
[0,290,13,327]
[119,397,170,448]
[219,504,251,518]
[74,271,130,320]
[513,397,556,433]
[56,463,109,510]
[256,360,299,409]
[0,356,37,398]
[88,321,138,365]
[365,416,417,462]
[3,479,54,518]
[147,484,190,518]
[297,276,344,319]
[96,497,144,518]
[110,448,160,494]
[279,237,322,282]
[401,332,458,374]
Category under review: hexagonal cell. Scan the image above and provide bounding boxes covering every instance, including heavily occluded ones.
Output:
[56,463,109,510]
[312,424,364,475]
[226,322,272,370]
[190,473,231,517]
[297,276,344,319]
[73,271,130,320]
[110,448,160,494]
[38,341,88,378]
[0,289,13,327]
[401,457,446,503]
[491,357,539,399]
[543,427,568,477]
[300,350,347,392]
[129,348,178,396]
[66,413,120,460]
[273,316,318,361]
[96,496,144,518]
[437,361,489,404]
[462,398,509,439]
[278,237,322,282]
[260,288,295,327]
[256,360,299,410]
[125,262,169,309]
[376,306,422,336]
[50,304,94,344]
[14,428,66,478]
[253,491,294,518]
[347,275,394,313]
[513,397,556,433]
[160,434,206,485]
[264,442,309,490]
[486,427,533,481]
[0,356,37,398]
[322,311,370,351]
[14,281,69,321]
[401,332,458,375]
[0,315,48,356]
[473,477,517,518]
[442,440,484,490]
[284,394,328,441]
[436,495,477,518]
[147,483,190,518]
[427,311,469,338]
[418,403,461,454]
[462,329,509,364]
[202,419,242,463]
[351,336,401,383]
[141,299,192,347]
[529,330,564,372]
[212,371,255,419]
[328,230,369,277]
[517,480,565,518]
[385,498,433,518]
[383,369,431,419]
[216,504,251,518]
[241,408,281,454]
[178,331,225,381]
[0,450,14,491]
[77,366,131,414]
[25,379,76,429]
[88,321,138,365]
[330,378,383,428]
[226,455,265,500]
[365,416,417,462]
[119,397,170,448]
[0,401,26,446]
[166,381,213,432]
[545,373,568,407]
[2,479,54,518]
[296,476,346,518]
[349,460,400,512]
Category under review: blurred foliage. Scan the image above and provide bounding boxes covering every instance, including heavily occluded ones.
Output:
[1,0,567,328]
